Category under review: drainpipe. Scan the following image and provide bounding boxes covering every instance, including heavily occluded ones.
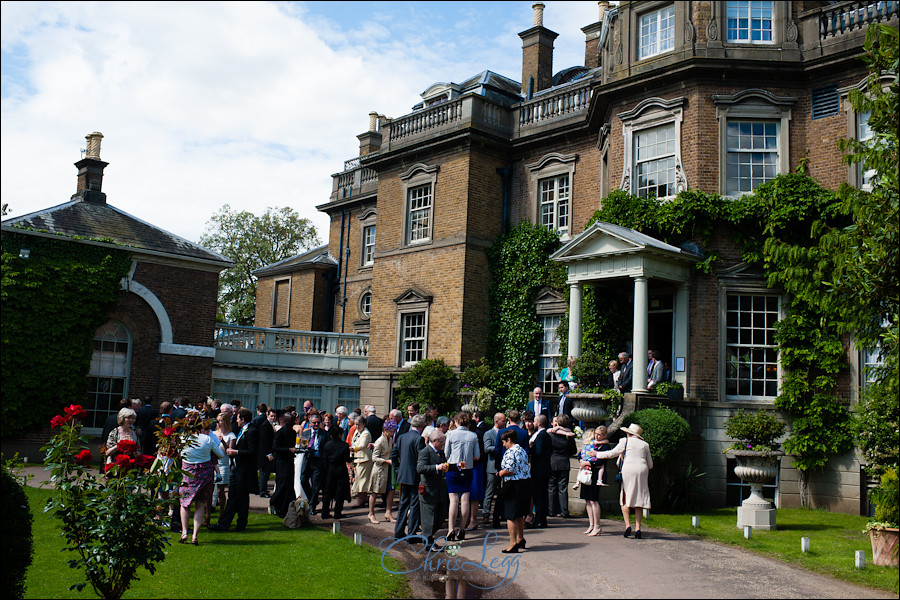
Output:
[340,216,351,333]
[336,210,346,329]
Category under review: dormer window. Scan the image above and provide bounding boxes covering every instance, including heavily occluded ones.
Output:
[639,5,675,59]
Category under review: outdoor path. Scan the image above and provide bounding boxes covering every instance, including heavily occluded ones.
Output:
[22,464,896,599]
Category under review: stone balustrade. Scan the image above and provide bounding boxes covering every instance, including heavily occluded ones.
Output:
[518,84,591,129]
[819,0,897,39]
[214,324,369,371]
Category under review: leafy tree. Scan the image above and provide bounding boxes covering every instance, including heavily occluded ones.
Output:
[200,205,319,325]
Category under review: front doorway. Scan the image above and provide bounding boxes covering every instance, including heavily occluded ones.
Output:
[648,292,673,381]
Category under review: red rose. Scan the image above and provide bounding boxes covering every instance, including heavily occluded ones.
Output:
[163,427,177,438]
[116,439,139,455]
[135,454,154,469]
[64,404,88,420]
[50,414,70,428]
[115,453,132,469]
[74,449,92,465]
[103,463,117,474]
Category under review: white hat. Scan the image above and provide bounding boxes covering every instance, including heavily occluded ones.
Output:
[620,423,644,440]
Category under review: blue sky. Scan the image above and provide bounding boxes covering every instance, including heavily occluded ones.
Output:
[1,1,604,243]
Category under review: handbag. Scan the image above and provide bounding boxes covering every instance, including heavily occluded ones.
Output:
[576,468,593,485]
[615,437,629,484]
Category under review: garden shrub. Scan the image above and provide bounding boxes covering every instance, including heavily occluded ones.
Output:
[397,358,457,416]
[622,407,690,464]
[1,466,33,600]
[871,467,899,527]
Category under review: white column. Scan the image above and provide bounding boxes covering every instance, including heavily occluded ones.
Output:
[632,276,649,392]
[673,282,690,389]
[567,282,583,361]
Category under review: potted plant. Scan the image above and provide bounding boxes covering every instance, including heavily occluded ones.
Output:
[654,380,684,402]
[458,358,495,413]
[567,350,612,425]
[866,467,899,567]
[723,409,786,530]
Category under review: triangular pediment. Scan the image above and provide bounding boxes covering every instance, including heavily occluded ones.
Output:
[394,287,433,305]
[551,220,692,262]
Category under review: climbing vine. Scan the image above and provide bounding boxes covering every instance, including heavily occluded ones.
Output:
[1,231,132,438]
[487,223,566,411]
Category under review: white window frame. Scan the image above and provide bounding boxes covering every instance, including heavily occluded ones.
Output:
[714,89,795,197]
[618,97,688,200]
[394,288,432,367]
[726,1,774,45]
[724,120,779,196]
[528,153,577,241]
[86,320,132,433]
[639,4,675,59]
[399,163,439,247]
[359,289,372,319]
[718,277,783,402]
[539,174,571,238]
[400,312,427,367]
[634,123,678,199]
[538,315,562,394]
[358,208,377,269]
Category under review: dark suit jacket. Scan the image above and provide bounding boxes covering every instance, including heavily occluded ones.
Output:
[526,399,552,419]
[136,405,158,452]
[366,414,384,439]
[396,419,411,438]
[483,428,500,474]
[232,425,259,494]
[392,429,426,486]
[251,413,275,468]
[549,431,577,471]
[416,445,448,502]
[494,424,529,464]
[618,360,633,393]
[530,429,552,478]
[555,394,574,420]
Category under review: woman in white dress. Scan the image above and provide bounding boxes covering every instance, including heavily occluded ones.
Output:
[350,413,373,518]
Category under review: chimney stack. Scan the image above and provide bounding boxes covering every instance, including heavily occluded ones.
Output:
[519,2,558,97]
[582,1,609,70]
[357,112,383,156]
[74,132,108,204]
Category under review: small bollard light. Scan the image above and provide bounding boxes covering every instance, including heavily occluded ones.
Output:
[692,516,699,528]
[643,508,649,519]
[855,550,865,570]
[332,523,340,534]
[744,525,752,539]
[23,457,28,464]
[801,537,810,553]
[354,532,363,545]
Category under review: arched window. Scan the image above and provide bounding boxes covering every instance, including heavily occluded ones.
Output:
[86,321,131,429]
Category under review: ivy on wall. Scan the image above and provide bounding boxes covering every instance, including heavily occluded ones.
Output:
[486,223,566,411]
[1,232,132,438]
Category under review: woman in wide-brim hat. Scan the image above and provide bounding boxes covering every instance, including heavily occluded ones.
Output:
[590,423,653,538]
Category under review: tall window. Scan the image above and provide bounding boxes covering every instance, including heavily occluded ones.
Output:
[362,225,376,266]
[539,175,570,236]
[856,111,875,191]
[727,1,774,44]
[538,315,561,394]
[725,294,779,399]
[273,383,323,410]
[640,5,675,59]
[210,380,259,408]
[272,278,290,327]
[86,321,131,429]
[407,184,432,244]
[635,124,676,199]
[337,386,361,413]
[401,312,427,366]
[725,120,778,195]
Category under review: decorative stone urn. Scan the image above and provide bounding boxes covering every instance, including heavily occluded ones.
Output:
[568,393,609,427]
[869,527,899,567]
[730,450,784,530]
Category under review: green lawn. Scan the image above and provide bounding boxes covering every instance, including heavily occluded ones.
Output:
[605,507,898,593]
[23,486,409,599]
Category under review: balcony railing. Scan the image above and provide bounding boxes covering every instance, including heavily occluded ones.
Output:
[215,324,368,356]
[518,84,591,129]
[819,1,897,39]
[388,97,465,144]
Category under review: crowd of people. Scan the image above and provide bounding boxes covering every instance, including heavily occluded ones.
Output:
[102,356,656,549]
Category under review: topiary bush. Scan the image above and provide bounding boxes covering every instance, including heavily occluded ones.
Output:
[397,358,457,416]
[870,467,899,528]
[1,466,33,600]
[622,407,690,464]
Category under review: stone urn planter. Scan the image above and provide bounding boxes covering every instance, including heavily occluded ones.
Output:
[729,450,784,530]
[869,527,899,567]
[568,392,609,426]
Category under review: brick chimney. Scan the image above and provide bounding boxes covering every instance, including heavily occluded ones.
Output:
[73,132,108,204]
[582,1,609,70]
[357,111,383,156]
[519,2,558,97]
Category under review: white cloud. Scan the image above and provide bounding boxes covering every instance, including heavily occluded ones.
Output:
[1,0,606,243]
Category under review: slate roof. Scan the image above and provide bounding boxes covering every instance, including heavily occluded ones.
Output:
[2,199,232,267]
[252,244,336,277]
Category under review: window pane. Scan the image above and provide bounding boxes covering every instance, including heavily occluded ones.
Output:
[634,124,676,199]
[407,184,432,243]
[725,293,779,400]
[538,316,561,394]
[726,120,779,195]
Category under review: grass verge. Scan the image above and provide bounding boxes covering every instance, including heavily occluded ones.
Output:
[604,507,898,593]
[23,485,410,599]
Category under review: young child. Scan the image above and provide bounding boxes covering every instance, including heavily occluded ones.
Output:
[573,428,596,490]
[593,426,611,486]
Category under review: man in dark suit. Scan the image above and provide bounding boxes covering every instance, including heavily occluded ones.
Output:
[617,352,633,394]
[364,405,384,440]
[483,412,505,526]
[525,387,552,419]
[393,408,410,441]
[493,410,528,467]
[416,429,449,551]
[251,403,275,498]
[170,396,187,420]
[135,397,158,456]
[301,413,325,514]
[392,413,426,539]
[530,415,553,528]
[556,382,574,420]
[209,408,258,532]
[321,425,351,519]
